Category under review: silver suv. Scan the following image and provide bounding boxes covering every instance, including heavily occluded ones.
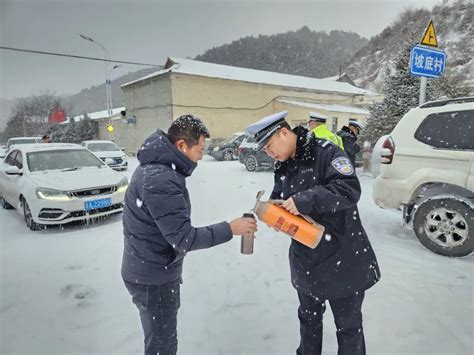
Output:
[373,97,473,257]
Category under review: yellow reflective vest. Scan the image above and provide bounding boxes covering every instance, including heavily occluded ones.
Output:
[312,124,344,149]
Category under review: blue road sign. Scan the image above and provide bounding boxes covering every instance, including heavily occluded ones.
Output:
[410,45,446,78]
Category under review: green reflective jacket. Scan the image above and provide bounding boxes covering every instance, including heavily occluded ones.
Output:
[312,124,344,149]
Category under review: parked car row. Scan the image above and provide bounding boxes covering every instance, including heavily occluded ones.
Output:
[0,143,128,231]
[207,132,275,171]
[1,138,127,171]
[207,132,246,161]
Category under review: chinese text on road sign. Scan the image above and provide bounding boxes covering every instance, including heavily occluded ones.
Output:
[410,45,446,78]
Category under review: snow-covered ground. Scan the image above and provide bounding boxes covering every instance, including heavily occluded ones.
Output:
[1,157,472,355]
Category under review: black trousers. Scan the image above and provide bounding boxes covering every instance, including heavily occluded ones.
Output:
[296,291,366,355]
[124,280,181,355]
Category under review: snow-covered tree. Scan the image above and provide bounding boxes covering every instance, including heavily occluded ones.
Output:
[63,117,78,143]
[3,94,64,140]
[361,44,437,144]
[76,114,97,141]
[431,68,471,99]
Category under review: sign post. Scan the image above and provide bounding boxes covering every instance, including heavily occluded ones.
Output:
[409,20,446,104]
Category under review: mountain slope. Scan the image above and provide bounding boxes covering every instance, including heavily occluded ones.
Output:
[195,26,368,79]
[345,0,473,91]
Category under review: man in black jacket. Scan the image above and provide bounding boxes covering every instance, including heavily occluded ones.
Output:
[246,111,380,355]
[122,114,257,355]
[337,120,365,167]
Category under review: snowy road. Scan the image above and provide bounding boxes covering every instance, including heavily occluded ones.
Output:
[1,157,472,355]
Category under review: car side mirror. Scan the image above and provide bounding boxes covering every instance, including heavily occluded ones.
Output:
[6,166,22,175]
[121,147,126,152]
[104,158,115,165]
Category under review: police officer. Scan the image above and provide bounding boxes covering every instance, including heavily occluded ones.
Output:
[307,111,344,149]
[337,120,365,167]
[246,111,380,355]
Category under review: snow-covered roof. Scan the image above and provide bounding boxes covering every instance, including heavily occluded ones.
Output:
[277,99,370,115]
[122,57,373,96]
[321,75,341,81]
[66,107,126,124]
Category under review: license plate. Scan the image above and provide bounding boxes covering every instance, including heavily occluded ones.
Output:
[84,198,112,211]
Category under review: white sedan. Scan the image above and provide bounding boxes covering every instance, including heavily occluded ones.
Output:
[0,143,128,230]
[81,140,128,171]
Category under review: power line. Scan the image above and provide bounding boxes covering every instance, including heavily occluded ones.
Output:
[0,46,162,67]
[127,94,358,112]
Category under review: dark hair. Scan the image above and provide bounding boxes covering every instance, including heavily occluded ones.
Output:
[167,114,210,146]
[279,121,291,131]
[42,134,50,140]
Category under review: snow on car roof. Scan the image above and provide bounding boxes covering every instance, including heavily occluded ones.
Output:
[82,140,118,144]
[14,143,84,153]
[8,137,41,140]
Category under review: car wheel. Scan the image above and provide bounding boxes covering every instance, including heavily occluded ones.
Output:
[1,196,14,209]
[223,150,233,161]
[245,155,258,172]
[22,197,43,231]
[413,198,473,257]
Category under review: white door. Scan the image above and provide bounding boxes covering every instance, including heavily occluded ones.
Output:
[1,150,22,206]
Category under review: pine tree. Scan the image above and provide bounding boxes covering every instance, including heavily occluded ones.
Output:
[76,114,97,141]
[64,118,78,143]
[432,68,471,99]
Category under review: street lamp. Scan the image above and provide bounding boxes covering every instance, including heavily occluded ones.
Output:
[79,33,113,137]
[109,64,121,85]
[107,64,121,109]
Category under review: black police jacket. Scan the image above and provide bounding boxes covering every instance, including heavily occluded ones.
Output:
[270,127,380,301]
[337,126,361,167]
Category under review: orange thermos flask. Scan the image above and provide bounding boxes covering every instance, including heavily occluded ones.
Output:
[253,191,324,249]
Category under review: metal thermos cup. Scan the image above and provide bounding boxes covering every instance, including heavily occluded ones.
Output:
[241,213,255,255]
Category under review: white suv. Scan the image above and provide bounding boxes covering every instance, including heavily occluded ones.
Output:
[373,97,473,257]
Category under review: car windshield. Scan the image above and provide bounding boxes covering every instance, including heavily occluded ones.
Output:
[87,142,120,152]
[7,138,38,148]
[27,149,104,172]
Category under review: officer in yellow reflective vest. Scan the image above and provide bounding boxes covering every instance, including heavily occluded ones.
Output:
[307,112,344,149]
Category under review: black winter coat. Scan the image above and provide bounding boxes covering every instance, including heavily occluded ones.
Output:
[121,130,233,285]
[337,126,361,167]
[271,127,380,301]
